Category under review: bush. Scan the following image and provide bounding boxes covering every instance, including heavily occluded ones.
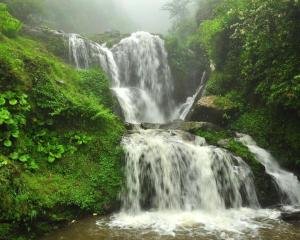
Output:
[0,3,22,37]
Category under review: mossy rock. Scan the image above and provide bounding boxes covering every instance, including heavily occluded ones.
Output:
[190,95,239,126]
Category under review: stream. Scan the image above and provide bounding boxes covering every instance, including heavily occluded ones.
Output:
[42,31,300,240]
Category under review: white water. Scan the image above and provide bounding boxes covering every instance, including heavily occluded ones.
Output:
[68,31,299,237]
[238,134,300,205]
[121,130,259,213]
[68,32,202,123]
[175,72,207,120]
[106,129,281,236]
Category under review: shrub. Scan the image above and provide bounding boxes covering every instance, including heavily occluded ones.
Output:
[0,3,22,37]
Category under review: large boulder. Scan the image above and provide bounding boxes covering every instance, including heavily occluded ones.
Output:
[189,95,238,126]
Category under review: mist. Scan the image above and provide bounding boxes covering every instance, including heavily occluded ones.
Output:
[118,0,171,34]
[41,0,171,34]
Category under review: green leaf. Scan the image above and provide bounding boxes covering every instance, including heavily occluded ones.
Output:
[9,99,18,105]
[48,156,56,163]
[0,109,10,121]
[10,152,19,160]
[28,161,39,170]
[4,139,12,147]
[54,153,62,159]
[11,130,20,138]
[19,154,30,162]
[0,97,5,105]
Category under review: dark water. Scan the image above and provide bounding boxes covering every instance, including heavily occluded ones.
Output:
[41,216,300,240]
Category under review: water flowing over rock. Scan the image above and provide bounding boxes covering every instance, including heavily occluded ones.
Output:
[121,129,259,213]
[238,134,300,205]
[68,32,203,123]
[67,31,300,236]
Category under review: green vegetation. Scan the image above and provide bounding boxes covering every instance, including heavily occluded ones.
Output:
[167,0,300,170]
[0,8,124,239]
[195,128,261,171]
[0,2,22,37]
[165,35,209,102]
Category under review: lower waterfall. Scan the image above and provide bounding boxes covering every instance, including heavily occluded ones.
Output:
[238,134,300,205]
[106,130,280,236]
[121,130,259,212]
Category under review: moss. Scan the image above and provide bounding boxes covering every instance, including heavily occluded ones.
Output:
[0,3,22,38]
[195,128,261,171]
[0,33,125,239]
[195,128,229,145]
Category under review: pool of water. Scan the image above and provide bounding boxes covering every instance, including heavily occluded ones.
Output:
[41,212,300,240]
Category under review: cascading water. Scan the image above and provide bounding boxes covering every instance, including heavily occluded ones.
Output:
[111,32,176,123]
[69,32,184,123]
[238,134,300,205]
[67,31,300,238]
[121,130,259,213]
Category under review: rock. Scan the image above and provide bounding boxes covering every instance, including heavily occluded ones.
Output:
[22,26,69,60]
[189,95,238,126]
[281,211,300,222]
[126,120,221,133]
[217,139,230,148]
[254,169,282,208]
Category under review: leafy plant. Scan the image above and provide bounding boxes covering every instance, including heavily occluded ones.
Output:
[0,3,22,37]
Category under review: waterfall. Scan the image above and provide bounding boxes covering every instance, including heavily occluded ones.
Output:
[107,129,273,236]
[122,129,259,213]
[67,31,299,236]
[111,32,176,123]
[238,134,300,205]
[175,71,207,120]
[68,32,199,123]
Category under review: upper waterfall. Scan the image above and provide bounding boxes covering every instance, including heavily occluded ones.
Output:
[111,32,175,123]
[68,32,201,124]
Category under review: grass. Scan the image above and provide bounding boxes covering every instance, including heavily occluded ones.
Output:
[0,33,125,239]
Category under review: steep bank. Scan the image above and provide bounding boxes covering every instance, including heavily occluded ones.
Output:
[0,5,124,239]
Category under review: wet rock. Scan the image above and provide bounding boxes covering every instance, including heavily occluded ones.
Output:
[254,169,282,208]
[189,95,238,126]
[281,211,300,222]
[217,139,230,148]
[126,120,221,132]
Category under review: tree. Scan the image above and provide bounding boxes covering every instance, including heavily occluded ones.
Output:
[162,0,192,23]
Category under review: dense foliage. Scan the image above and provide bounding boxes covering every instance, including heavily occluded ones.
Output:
[0,8,124,239]
[169,0,300,170]
[0,2,21,37]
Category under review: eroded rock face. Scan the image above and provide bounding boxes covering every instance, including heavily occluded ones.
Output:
[189,96,238,126]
